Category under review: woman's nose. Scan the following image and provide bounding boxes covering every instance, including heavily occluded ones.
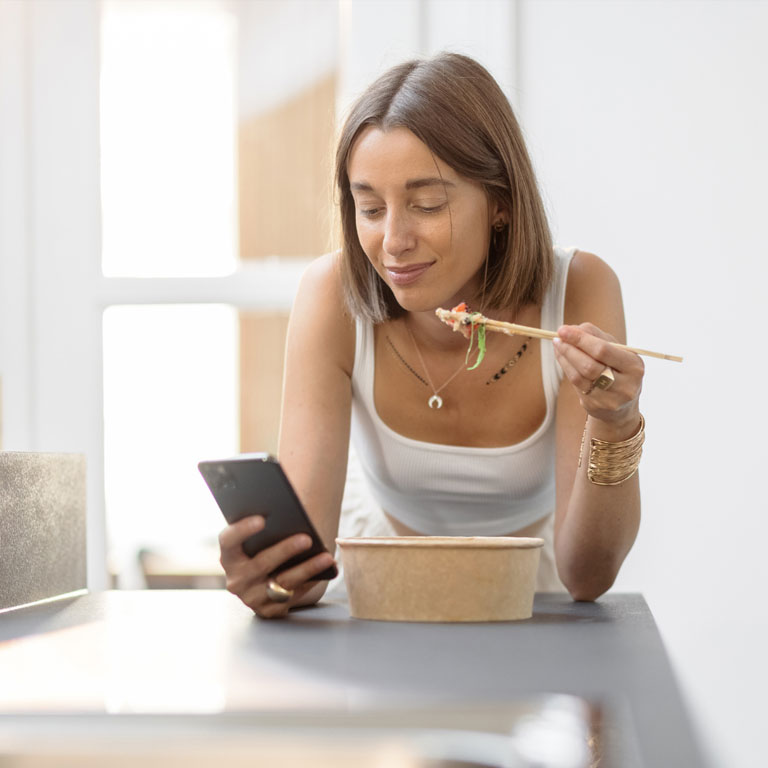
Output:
[382,210,416,257]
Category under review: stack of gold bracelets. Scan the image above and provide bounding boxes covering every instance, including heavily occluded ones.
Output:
[579,415,645,486]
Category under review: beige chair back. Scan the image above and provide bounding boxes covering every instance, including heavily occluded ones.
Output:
[0,452,87,611]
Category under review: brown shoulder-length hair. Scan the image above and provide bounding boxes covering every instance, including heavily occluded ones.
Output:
[335,52,553,323]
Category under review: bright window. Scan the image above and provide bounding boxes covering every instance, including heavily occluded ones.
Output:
[103,305,238,581]
[100,0,237,277]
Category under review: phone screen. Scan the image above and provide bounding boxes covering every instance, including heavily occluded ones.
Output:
[198,454,337,581]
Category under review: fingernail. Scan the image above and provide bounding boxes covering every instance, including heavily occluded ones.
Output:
[553,337,562,347]
[296,534,312,549]
[250,516,265,530]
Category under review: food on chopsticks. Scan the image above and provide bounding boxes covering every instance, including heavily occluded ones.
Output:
[465,316,486,371]
[435,304,684,363]
[441,302,474,338]
[443,302,487,369]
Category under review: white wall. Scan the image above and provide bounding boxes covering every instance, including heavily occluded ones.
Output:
[0,0,32,451]
[338,0,517,113]
[517,2,768,767]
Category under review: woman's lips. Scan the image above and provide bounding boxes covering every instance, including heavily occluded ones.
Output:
[385,262,432,286]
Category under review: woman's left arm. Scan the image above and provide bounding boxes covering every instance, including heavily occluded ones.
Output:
[553,251,645,601]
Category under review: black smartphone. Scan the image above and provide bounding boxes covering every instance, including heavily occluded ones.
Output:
[198,453,338,581]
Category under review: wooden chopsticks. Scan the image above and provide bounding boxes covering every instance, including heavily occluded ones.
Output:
[435,309,683,363]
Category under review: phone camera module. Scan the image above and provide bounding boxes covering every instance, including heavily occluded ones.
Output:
[211,465,237,492]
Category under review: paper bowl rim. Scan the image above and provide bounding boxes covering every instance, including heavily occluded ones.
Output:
[335,536,544,550]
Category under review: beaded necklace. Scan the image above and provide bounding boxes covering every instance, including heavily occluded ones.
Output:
[385,331,531,409]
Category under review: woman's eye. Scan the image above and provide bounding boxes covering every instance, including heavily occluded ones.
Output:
[414,202,447,214]
[355,201,446,218]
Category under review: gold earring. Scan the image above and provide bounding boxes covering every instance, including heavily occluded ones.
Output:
[491,220,507,251]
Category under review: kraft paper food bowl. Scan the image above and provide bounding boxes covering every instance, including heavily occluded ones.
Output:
[336,536,544,622]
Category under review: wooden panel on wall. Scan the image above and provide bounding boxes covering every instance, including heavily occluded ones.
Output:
[238,73,336,259]
[239,311,290,455]
[238,72,336,453]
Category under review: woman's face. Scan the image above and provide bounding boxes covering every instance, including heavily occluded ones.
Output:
[347,126,502,314]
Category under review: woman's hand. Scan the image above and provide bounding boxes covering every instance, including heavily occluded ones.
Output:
[218,515,337,619]
[554,322,644,436]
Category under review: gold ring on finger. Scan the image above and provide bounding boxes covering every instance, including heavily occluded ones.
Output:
[594,366,616,391]
[266,578,294,603]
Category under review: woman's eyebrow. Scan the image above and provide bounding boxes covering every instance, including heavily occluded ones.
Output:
[406,177,455,190]
[350,178,455,192]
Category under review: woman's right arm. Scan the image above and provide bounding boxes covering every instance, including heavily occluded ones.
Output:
[278,252,355,552]
[219,253,355,617]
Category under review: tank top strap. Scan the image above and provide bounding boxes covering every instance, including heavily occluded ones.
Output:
[540,245,577,402]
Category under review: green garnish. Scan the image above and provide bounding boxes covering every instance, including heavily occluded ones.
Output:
[465,314,487,370]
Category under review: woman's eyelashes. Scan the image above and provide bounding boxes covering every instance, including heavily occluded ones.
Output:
[415,202,447,214]
[355,200,448,218]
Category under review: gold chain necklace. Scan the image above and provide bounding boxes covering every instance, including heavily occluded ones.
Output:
[404,323,466,410]
[387,329,532,405]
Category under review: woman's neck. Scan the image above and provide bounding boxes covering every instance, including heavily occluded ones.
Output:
[403,309,465,352]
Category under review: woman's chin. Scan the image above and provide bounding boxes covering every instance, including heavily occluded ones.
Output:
[392,294,442,315]
[387,278,482,317]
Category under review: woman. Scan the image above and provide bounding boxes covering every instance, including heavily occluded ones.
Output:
[219,53,644,618]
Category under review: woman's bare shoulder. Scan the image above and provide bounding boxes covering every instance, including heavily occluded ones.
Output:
[565,250,620,296]
[301,250,340,283]
[290,252,356,375]
[563,250,626,339]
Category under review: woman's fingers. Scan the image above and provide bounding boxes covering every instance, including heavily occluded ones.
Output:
[219,518,337,618]
[223,532,311,594]
[554,346,599,395]
[554,331,613,395]
[255,533,315,577]
[218,515,265,569]
[557,323,626,371]
[557,325,643,379]
[254,583,315,619]
[242,550,337,618]
[275,550,337,588]
[554,323,644,418]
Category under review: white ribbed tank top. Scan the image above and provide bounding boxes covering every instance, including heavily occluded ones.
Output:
[349,246,575,535]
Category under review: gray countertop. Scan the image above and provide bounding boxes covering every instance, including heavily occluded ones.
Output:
[0,590,708,767]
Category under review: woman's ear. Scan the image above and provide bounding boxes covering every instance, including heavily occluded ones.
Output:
[489,198,509,229]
